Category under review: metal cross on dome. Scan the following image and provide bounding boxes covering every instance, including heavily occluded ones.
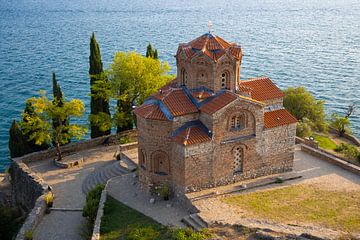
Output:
[207,21,213,33]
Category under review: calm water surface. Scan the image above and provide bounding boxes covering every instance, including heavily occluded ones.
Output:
[0,0,359,171]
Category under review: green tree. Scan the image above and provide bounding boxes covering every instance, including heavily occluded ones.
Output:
[89,32,111,138]
[330,112,351,137]
[146,43,158,59]
[108,51,172,132]
[283,87,327,132]
[20,91,87,161]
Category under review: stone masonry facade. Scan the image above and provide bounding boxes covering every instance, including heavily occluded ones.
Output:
[134,33,297,194]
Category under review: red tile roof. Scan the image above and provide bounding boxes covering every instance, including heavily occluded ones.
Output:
[133,104,168,121]
[240,77,285,101]
[200,91,237,114]
[153,88,198,117]
[177,33,242,62]
[264,109,297,129]
[174,125,211,146]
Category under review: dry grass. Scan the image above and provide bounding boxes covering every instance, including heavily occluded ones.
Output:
[223,184,360,233]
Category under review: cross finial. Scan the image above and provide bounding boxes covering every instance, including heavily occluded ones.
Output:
[207,21,213,33]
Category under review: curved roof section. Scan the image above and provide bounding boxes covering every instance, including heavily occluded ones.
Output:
[133,104,168,121]
[240,77,285,101]
[177,33,242,62]
[173,121,212,146]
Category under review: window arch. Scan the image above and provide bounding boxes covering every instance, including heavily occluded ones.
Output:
[230,113,246,130]
[181,68,188,86]
[233,146,243,173]
[151,151,170,175]
[220,71,230,89]
[139,149,146,170]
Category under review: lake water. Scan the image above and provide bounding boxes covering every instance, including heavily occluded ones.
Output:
[0,0,359,172]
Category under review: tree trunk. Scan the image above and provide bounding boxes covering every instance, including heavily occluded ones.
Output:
[56,142,62,161]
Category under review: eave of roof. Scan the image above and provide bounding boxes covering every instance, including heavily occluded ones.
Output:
[240,77,285,101]
[264,109,297,129]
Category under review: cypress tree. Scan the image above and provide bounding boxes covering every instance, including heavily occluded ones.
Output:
[146,43,153,58]
[153,49,158,59]
[89,33,111,138]
[52,73,70,143]
[8,120,30,158]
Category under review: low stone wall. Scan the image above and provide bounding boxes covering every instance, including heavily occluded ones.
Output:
[15,194,47,240]
[301,144,360,176]
[91,186,108,240]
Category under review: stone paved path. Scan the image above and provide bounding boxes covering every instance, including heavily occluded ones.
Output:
[28,145,123,240]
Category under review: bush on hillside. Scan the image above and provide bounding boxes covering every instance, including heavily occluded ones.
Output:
[83,184,104,224]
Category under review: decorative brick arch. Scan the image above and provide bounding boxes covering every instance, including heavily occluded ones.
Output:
[220,70,231,90]
[151,150,170,175]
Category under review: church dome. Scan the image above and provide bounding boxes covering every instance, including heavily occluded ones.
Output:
[176,33,242,62]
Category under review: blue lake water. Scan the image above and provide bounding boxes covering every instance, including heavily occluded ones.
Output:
[0,0,359,172]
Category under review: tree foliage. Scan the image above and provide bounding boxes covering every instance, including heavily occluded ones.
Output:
[105,51,172,132]
[89,32,111,138]
[20,91,87,160]
[283,87,327,132]
[330,112,351,137]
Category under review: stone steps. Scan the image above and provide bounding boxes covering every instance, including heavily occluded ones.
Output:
[82,160,130,194]
[120,153,138,172]
[181,213,208,231]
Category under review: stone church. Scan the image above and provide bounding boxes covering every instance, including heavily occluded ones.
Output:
[134,32,297,193]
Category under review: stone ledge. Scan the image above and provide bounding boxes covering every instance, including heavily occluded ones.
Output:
[54,155,84,169]
[301,144,360,176]
[15,194,47,240]
[91,185,108,240]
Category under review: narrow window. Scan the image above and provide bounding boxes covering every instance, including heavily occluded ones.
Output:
[221,71,230,89]
[234,147,243,173]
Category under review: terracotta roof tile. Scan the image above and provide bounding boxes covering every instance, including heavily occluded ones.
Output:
[133,104,168,121]
[240,77,285,101]
[177,33,242,62]
[174,125,211,146]
[153,88,198,117]
[264,109,297,129]
[200,91,237,114]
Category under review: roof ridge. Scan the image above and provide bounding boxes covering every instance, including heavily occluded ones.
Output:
[240,76,270,82]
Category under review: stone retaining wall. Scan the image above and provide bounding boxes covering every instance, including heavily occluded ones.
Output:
[301,144,360,176]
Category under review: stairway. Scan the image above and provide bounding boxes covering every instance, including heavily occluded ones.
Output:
[181,213,208,231]
[82,160,130,194]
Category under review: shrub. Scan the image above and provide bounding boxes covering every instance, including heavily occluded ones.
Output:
[24,230,33,240]
[0,206,24,240]
[44,192,54,205]
[296,120,312,138]
[334,143,360,161]
[154,183,170,200]
[126,226,160,240]
[171,228,213,240]
[83,184,104,224]
[119,135,131,144]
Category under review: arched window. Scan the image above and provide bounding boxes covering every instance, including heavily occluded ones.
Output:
[230,113,245,130]
[151,151,170,175]
[220,71,230,89]
[233,147,243,173]
[139,149,146,170]
[181,68,188,86]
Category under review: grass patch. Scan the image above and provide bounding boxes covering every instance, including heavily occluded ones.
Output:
[100,195,213,240]
[223,184,360,233]
[312,134,337,150]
